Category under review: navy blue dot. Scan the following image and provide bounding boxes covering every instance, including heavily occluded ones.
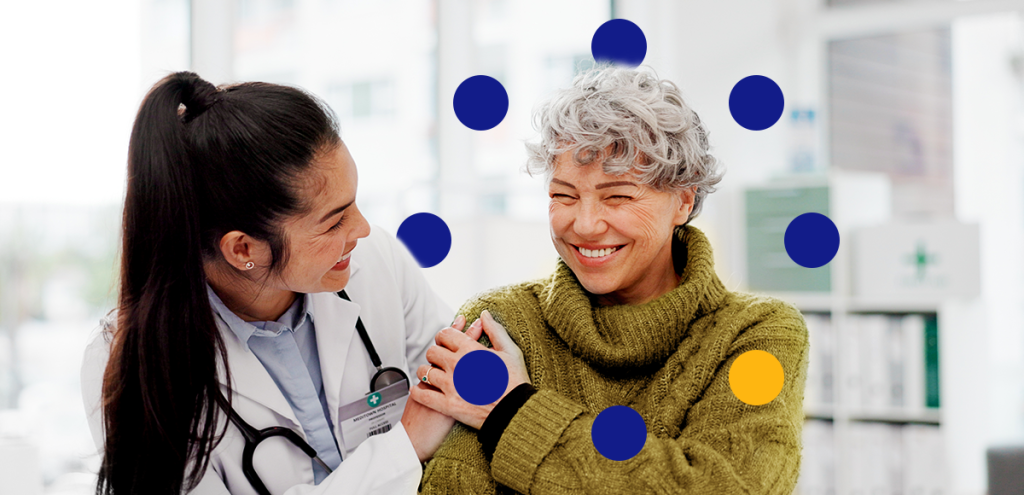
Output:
[591,19,647,67]
[396,212,452,268]
[784,212,840,268]
[453,350,509,406]
[591,405,647,461]
[453,75,509,131]
[729,75,785,131]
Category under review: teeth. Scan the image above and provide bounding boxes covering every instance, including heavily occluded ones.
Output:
[577,246,618,258]
[338,252,352,263]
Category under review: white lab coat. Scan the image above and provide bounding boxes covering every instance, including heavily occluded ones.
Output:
[80,226,453,494]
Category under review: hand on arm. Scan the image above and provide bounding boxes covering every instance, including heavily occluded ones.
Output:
[400,315,466,463]
[409,310,530,430]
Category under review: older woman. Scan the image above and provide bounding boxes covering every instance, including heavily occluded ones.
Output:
[411,67,808,494]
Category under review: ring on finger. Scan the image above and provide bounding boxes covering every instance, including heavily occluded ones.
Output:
[421,367,436,385]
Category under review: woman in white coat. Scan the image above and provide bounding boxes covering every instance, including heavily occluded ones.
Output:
[79,72,478,494]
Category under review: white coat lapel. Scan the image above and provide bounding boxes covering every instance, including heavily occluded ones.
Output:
[215,318,301,428]
[308,285,360,446]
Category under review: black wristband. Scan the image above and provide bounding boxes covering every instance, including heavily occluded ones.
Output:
[478,383,537,457]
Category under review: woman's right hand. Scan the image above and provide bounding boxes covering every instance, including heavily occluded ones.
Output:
[400,315,466,462]
[401,388,456,463]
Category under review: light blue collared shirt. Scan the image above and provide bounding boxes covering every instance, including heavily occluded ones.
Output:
[207,286,343,484]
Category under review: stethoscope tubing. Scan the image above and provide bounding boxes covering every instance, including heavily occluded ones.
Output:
[225,405,334,495]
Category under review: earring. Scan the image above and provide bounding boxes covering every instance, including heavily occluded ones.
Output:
[245,261,255,270]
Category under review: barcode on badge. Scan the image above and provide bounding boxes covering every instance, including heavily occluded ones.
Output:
[367,424,392,438]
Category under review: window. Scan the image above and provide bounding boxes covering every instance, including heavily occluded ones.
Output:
[326,80,396,121]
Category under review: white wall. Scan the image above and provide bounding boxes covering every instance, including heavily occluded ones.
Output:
[953,9,1024,452]
[0,0,142,205]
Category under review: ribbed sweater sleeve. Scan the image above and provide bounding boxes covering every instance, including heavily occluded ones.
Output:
[490,390,584,492]
[478,383,538,457]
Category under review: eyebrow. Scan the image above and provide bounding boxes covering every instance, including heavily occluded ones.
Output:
[318,199,355,224]
[550,178,639,190]
[596,181,639,190]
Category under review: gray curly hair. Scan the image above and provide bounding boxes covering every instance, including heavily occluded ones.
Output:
[525,66,723,223]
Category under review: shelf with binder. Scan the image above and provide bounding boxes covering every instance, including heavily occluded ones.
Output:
[785,295,951,495]
[803,312,942,417]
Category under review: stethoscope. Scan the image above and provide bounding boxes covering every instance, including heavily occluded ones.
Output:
[223,290,411,495]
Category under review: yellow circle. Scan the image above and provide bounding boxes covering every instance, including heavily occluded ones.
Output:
[728,350,785,406]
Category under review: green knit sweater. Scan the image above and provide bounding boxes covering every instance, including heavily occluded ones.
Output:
[420,225,809,494]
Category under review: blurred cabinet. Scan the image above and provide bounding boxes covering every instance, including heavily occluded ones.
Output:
[746,185,831,292]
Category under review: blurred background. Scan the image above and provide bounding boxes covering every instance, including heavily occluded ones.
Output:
[1,0,1023,493]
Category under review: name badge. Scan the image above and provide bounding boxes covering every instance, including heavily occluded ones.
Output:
[338,380,409,452]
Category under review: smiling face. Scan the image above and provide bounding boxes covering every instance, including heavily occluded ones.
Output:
[273,141,372,294]
[208,141,372,321]
[548,151,696,306]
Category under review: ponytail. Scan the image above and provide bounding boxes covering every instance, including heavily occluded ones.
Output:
[99,72,339,493]
[99,72,226,494]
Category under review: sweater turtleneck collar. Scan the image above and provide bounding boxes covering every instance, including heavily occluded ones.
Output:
[536,225,728,370]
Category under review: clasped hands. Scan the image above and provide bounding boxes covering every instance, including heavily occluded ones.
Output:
[410,310,530,430]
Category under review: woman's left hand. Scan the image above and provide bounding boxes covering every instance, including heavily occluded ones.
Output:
[411,310,530,430]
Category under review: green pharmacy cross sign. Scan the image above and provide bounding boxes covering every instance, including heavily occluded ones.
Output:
[904,241,938,282]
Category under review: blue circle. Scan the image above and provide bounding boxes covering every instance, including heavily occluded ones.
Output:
[784,212,840,268]
[729,75,785,131]
[591,19,647,67]
[453,75,509,131]
[396,212,452,268]
[453,350,509,406]
[591,405,646,461]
